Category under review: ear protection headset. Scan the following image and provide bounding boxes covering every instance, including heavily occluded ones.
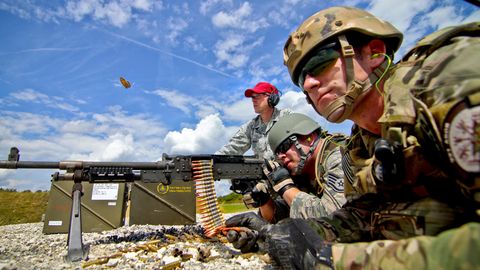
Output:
[371,52,385,59]
[267,86,281,107]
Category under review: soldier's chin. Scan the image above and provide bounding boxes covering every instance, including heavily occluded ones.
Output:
[289,165,301,176]
[324,107,346,123]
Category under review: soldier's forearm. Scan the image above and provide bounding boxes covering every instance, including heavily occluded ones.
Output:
[331,222,480,270]
[282,187,301,206]
[258,199,276,223]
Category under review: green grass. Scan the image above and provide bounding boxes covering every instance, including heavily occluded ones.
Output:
[196,192,248,214]
[217,192,248,213]
[0,190,49,226]
[219,202,248,213]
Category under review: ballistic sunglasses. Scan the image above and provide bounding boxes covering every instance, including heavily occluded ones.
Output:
[275,135,298,155]
[298,42,340,89]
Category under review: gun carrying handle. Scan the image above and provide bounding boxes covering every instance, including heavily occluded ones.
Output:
[8,147,19,162]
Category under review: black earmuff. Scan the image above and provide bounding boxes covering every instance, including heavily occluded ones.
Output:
[268,92,280,107]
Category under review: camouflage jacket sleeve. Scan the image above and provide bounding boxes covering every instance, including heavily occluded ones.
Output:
[332,222,480,270]
[216,108,293,159]
[290,147,346,219]
[215,120,254,156]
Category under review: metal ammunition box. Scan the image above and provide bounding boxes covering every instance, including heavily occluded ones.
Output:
[43,181,126,234]
[129,181,196,225]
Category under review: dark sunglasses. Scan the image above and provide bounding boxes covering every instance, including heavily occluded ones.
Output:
[275,135,297,155]
[251,93,268,99]
[298,42,340,89]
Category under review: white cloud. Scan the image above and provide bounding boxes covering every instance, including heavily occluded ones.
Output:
[147,89,193,114]
[166,17,189,44]
[0,111,62,136]
[147,88,229,120]
[222,98,255,122]
[10,88,48,101]
[63,0,159,27]
[368,0,434,33]
[132,0,155,11]
[0,104,168,190]
[214,33,264,69]
[0,169,13,179]
[185,36,208,52]
[267,0,307,29]
[463,9,480,23]
[211,2,268,33]
[248,55,284,81]
[199,0,233,15]
[14,89,80,112]
[101,133,135,160]
[367,0,480,56]
[163,114,230,154]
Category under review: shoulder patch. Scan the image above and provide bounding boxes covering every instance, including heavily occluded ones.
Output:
[326,174,344,193]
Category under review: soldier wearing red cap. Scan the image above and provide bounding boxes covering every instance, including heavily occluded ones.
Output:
[216,82,292,161]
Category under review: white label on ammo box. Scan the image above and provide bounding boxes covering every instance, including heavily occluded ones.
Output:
[91,183,119,200]
[48,220,62,226]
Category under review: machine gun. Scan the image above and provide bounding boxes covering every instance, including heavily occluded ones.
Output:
[0,147,264,262]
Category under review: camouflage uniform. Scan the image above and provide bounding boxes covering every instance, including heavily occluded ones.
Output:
[332,222,480,270]
[336,22,480,241]
[216,107,292,160]
[273,6,479,269]
[289,135,346,219]
[283,15,480,244]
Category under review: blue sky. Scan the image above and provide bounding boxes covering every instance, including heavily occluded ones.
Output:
[0,0,479,195]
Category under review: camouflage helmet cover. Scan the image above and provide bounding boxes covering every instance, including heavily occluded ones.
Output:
[269,113,321,153]
[284,6,403,85]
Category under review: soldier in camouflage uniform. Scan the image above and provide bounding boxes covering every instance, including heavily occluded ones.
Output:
[216,82,292,160]
[225,6,480,269]
[242,113,347,222]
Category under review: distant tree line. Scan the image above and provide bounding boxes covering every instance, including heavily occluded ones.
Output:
[0,188,47,193]
[217,192,243,203]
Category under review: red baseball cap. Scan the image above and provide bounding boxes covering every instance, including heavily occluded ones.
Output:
[244,82,279,97]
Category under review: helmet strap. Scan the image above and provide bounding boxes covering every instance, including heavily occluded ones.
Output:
[320,35,389,123]
[293,133,321,175]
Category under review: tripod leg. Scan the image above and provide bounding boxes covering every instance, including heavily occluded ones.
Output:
[65,183,89,262]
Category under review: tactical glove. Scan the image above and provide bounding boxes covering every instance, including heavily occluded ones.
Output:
[242,180,271,209]
[263,160,295,196]
[225,213,334,269]
[262,218,334,270]
[224,212,268,253]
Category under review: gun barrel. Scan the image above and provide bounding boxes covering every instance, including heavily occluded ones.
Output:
[0,160,172,170]
[0,161,60,169]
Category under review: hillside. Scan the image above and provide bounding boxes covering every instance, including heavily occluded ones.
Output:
[0,189,49,225]
[217,192,248,213]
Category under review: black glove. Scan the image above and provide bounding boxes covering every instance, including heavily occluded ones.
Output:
[224,212,269,253]
[262,218,334,270]
[242,180,271,208]
[263,160,295,196]
[226,213,334,269]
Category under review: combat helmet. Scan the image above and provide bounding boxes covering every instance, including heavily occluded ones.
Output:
[283,6,403,123]
[269,113,323,174]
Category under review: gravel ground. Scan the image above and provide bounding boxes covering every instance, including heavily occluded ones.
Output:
[0,220,277,270]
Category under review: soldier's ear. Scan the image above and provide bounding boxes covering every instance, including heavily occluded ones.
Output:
[366,39,387,68]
